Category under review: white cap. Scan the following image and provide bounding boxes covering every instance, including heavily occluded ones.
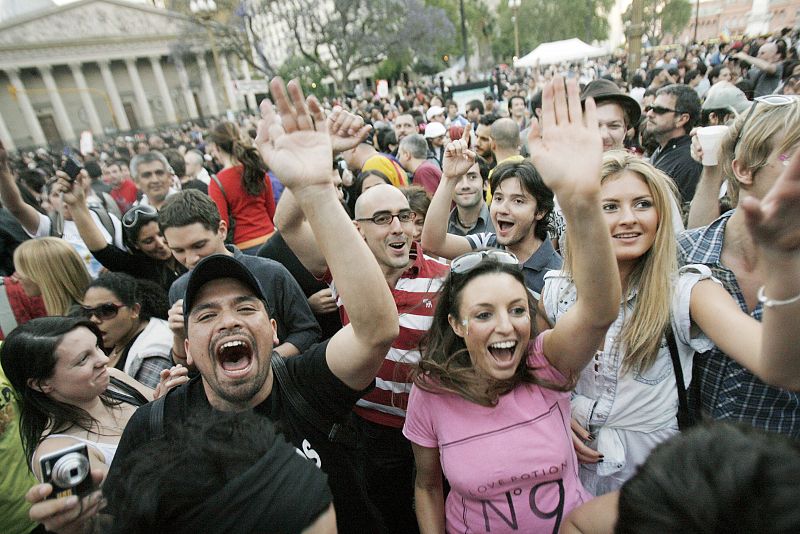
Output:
[426,106,446,121]
[424,122,447,139]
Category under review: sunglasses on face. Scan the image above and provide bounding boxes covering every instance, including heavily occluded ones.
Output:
[81,302,126,321]
[644,105,684,115]
[450,250,519,274]
[356,209,416,225]
[122,205,158,228]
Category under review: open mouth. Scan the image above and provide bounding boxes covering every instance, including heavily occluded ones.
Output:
[487,340,517,364]
[387,241,407,252]
[497,220,515,233]
[215,338,254,377]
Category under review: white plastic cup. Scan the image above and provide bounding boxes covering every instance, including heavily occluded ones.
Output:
[696,125,729,166]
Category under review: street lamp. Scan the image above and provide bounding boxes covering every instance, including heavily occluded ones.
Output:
[509,0,521,62]
[190,0,227,112]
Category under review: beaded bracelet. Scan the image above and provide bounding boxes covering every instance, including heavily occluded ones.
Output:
[757,286,800,308]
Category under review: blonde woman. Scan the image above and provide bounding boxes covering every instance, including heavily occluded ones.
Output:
[541,149,800,495]
[13,237,91,316]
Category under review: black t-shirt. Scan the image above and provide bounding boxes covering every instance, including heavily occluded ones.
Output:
[258,231,343,340]
[105,340,383,534]
[91,244,185,292]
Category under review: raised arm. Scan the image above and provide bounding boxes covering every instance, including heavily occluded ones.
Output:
[54,170,109,251]
[273,106,372,278]
[256,78,399,390]
[0,141,41,234]
[732,51,777,75]
[421,126,475,259]
[691,149,800,390]
[532,77,621,377]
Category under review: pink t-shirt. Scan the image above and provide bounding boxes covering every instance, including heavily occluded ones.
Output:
[403,332,590,534]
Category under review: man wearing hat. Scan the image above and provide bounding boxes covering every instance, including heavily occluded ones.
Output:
[701,82,751,126]
[424,120,447,168]
[580,79,641,152]
[101,78,401,534]
[425,105,446,125]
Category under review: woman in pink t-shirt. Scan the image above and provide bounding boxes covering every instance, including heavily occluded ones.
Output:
[403,76,621,534]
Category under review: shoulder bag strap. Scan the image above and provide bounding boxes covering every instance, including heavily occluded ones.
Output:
[271,354,349,443]
[107,376,150,407]
[148,394,167,440]
[666,328,695,430]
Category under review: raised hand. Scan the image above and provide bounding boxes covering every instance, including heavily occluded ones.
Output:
[527,76,602,198]
[53,169,87,207]
[742,150,800,254]
[441,123,475,179]
[327,106,372,155]
[254,78,333,193]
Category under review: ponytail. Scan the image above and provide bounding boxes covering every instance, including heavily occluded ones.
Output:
[210,121,267,196]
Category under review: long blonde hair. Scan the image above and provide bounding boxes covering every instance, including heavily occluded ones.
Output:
[564,151,678,374]
[13,238,91,315]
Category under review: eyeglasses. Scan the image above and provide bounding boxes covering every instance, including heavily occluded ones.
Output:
[734,95,799,152]
[644,105,684,115]
[122,205,158,228]
[81,302,126,321]
[356,209,416,225]
[450,250,519,274]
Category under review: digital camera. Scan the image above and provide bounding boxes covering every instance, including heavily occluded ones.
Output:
[39,443,93,499]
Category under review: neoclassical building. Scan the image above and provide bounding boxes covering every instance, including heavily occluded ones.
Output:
[0,0,262,150]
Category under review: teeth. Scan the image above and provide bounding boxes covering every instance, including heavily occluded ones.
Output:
[220,340,245,349]
[614,233,639,238]
[489,341,516,349]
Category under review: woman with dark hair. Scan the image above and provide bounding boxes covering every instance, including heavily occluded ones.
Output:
[207,121,276,254]
[346,169,393,218]
[403,77,620,533]
[81,272,172,389]
[56,173,186,292]
[0,317,153,475]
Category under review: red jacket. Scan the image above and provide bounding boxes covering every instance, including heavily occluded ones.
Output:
[0,276,47,340]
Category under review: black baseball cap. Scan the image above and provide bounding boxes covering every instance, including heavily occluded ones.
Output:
[183,255,268,330]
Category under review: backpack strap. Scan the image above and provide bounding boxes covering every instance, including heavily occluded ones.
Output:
[0,279,18,336]
[271,353,355,445]
[106,376,150,407]
[148,393,167,440]
[88,205,116,239]
[666,327,695,430]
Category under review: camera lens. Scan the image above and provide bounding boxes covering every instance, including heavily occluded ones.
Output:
[51,452,90,488]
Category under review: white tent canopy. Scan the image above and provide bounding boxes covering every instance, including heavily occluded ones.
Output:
[514,38,608,68]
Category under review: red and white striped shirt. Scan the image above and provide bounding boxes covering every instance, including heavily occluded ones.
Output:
[327,244,447,428]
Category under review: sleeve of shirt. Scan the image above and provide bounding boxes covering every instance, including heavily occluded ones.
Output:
[287,339,371,421]
[133,355,174,389]
[671,265,719,354]
[465,232,493,250]
[266,262,321,352]
[91,244,148,274]
[24,212,50,238]
[402,385,439,448]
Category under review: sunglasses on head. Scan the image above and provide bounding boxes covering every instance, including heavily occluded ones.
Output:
[644,105,684,115]
[450,250,519,274]
[122,204,158,228]
[81,302,125,321]
[734,95,799,151]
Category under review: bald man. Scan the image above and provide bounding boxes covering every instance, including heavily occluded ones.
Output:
[277,182,447,533]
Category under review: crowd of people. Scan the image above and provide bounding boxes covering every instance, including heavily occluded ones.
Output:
[1,27,800,534]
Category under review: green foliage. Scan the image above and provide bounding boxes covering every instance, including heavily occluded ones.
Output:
[491,0,613,63]
[276,56,327,96]
[623,0,692,46]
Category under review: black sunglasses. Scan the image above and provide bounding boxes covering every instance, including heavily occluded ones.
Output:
[81,302,126,321]
[645,105,684,115]
[122,205,158,228]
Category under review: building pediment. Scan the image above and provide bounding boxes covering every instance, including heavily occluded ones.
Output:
[0,0,191,48]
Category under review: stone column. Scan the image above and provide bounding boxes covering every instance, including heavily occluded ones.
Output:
[68,63,104,136]
[6,68,47,146]
[240,59,257,110]
[195,52,220,117]
[97,60,131,131]
[0,111,16,151]
[174,57,199,120]
[124,58,155,128]
[148,56,177,124]
[38,65,76,143]
[218,54,238,111]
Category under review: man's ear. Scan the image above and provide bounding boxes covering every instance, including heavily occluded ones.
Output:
[184,338,194,367]
[676,112,690,131]
[27,378,53,394]
[271,318,279,345]
[732,157,754,187]
[217,220,228,240]
[448,314,466,338]
[353,220,366,239]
